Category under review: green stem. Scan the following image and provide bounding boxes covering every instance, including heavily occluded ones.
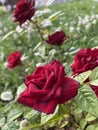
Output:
[57,46,63,62]
[31,19,45,42]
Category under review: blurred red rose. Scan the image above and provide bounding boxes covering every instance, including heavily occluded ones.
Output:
[18,59,79,114]
[46,31,69,46]
[13,0,36,26]
[71,48,98,75]
[7,51,22,69]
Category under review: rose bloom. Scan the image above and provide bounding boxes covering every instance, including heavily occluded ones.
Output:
[18,59,79,114]
[71,48,98,75]
[46,31,69,46]
[71,48,98,97]
[7,51,22,69]
[13,0,36,26]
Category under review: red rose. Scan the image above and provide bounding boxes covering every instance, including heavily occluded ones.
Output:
[46,31,69,46]
[71,48,98,75]
[17,59,79,114]
[13,0,36,26]
[7,51,22,69]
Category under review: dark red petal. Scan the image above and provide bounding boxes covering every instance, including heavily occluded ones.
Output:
[28,83,48,98]
[33,99,58,114]
[33,67,44,75]
[59,77,79,103]
[43,71,54,90]
[17,89,35,107]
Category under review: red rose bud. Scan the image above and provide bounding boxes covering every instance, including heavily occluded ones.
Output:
[13,0,36,26]
[17,59,79,114]
[7,51,22,69]
[46,31,69,46]
[71,48,98,75]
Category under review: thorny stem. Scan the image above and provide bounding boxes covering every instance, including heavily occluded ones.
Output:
[31,19,45,42]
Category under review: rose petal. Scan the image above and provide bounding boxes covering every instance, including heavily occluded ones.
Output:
[59,77,78,103]
[33,99,58,114]
[18,89,34,107]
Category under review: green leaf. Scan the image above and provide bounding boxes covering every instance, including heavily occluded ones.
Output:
[89,67,98,81]
[85,114,96,122]
[1,121,17,130]
[90,79,98,86]
[75,85,98,117]
[4,101,14,112]
[89,67,98,86]
[86,124,98,130]
[38,45,45,59]
[33,42,42,52]
[80,119,87,130]
[17,83,26,96]
[7,108,23,122]
[59,104,69,114]
[24,109,38,119]
[76,129,81,130]
[2,31,15,41]
[68,47,80,55]
[23,123,41,130]
[0,117,5,127]
[64,64,72,76]
[74,70,91,84]
[46,49,56,63]
[49,11,62,21]
[41,105,59,125]
[74,107,83,115]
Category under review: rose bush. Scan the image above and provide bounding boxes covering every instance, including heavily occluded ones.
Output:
[18,59,79,114]
[7,51,22,69]
[13,0,36,26]
[1,0,98,129]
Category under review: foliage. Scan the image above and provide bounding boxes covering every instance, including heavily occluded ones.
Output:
[0,0,98,129]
